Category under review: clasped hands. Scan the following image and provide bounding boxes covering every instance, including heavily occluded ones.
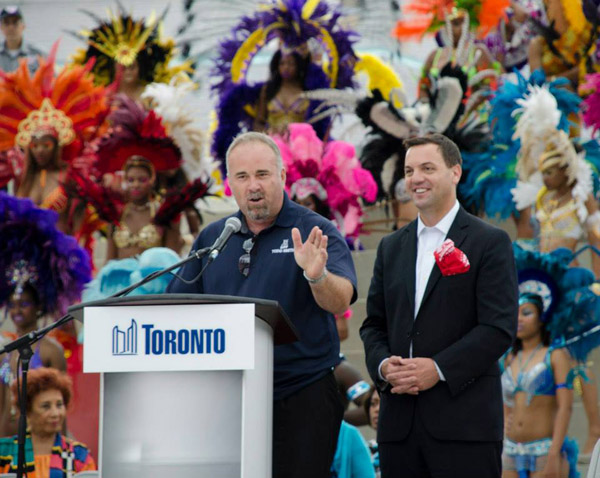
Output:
[382,356,440,395]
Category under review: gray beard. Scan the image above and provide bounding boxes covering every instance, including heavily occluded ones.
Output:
[245,205,270,221]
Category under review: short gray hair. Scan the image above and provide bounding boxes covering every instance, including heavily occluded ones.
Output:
[225,132,284,174]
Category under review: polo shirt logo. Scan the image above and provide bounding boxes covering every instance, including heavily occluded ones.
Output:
[272,238,294,254]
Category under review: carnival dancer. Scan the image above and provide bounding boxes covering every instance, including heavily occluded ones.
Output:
[105,155,182,259]
[507,83,600,461]
[504,243,600,476]
[0,43,109,236]
[210,0,358,168]
[510,87,600,272]
[0,192,91,436]
[357,0,506,225]
[69,94,215,262]
[460,72,587,238]
[306,51,495,230]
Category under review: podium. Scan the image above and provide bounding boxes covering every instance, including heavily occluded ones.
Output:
[69,294,297,478]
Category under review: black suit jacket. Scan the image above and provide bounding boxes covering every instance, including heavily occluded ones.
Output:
[360,207,518,443]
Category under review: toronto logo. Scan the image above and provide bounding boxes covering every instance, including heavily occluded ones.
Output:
[111,318,227,356]
[112,319,138,355]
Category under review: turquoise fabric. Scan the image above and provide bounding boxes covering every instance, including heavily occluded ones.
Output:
[331,421,375,478]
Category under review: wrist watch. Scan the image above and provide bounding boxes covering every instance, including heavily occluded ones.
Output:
[303,268,328,284]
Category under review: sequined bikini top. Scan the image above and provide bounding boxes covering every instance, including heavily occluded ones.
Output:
[113,201,162,250]
[501,348,564,408]
[267,96,309,134]
[535,188,583,240]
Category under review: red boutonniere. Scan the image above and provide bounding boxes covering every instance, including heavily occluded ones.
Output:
[434,239,470,276]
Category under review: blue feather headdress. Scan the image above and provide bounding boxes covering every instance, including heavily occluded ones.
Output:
[514,243,600,361]
[0,193,91,316]
[82,247,180,301]
[460,69,583,219]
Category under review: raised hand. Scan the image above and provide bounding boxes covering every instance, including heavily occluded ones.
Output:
[291,226,328,280]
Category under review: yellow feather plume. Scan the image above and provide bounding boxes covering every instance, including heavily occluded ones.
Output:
[231,28,267,84]
[560,0,587,34]
[310,23,338,87]
[354,53,404,106]
[302,0,321,19]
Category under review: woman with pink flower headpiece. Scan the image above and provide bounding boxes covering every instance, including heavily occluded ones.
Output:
[272,123,378,251]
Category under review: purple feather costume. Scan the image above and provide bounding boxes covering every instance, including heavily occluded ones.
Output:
[210,0,359,172]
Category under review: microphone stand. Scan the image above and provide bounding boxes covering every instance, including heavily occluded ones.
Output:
[15,345,32,478]
[3,246,211,478]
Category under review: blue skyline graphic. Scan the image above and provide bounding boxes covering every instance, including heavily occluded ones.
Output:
[112,319,138,355]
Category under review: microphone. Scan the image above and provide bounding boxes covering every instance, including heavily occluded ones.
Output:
[208,216,242,261]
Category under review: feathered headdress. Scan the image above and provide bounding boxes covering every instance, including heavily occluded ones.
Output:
[211,0,357,95]
[460,70,583,219]
[141,79,218,182]
[509,79,595,220]
[582,73,600,134]
[513,84,580,183]
[305,53,406,123]
[210,0,358,166]
[69,6,192,86]
[70,95,214,228]
[393,0,509,40]
[91,95,182,176]
[273,123,377,239]
[0,193,91,316]
[0,43,108,160]
[514,243,600,362]
[82,247,180,301]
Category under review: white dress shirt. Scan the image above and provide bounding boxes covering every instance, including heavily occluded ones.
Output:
[379,201,460,382]
[415,200,460,315]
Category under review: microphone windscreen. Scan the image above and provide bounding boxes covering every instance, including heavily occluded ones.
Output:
[225,216,242,233]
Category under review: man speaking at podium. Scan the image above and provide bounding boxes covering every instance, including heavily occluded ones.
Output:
[167,132,357,478]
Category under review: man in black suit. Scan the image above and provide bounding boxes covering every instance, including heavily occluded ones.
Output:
[360,134,518,477]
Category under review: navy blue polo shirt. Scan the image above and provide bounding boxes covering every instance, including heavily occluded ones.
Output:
[166,193,357,399]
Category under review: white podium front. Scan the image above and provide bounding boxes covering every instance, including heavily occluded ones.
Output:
[69,294,297,478]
